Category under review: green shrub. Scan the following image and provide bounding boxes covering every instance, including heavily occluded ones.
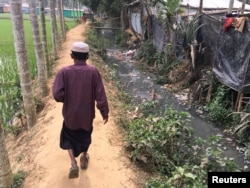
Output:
[145,165,207,188]
[126,107,192,174]
[144,135,238,187]
[139,101,158,116]
[135,41,157,66]
[207,85,233,126]
[126,104,239,186]
[11,170,26,188]
[230,111,250,143]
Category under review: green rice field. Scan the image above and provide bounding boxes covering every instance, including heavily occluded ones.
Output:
[0,13,76,129]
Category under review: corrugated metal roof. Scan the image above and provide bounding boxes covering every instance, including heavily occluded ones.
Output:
[181,0,250,10]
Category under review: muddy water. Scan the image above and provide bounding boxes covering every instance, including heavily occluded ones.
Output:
[105,48,247,170]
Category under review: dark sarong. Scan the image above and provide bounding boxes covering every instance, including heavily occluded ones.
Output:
[60,121,93,157]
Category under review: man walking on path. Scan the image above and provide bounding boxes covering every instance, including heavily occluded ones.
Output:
[82,13,87,24]
[52,41,109,179]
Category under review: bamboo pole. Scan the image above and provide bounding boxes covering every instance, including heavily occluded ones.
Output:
[236,92,243,112]
[86,26,121,30]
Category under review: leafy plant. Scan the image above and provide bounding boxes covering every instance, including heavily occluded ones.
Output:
[135,41,180,85]
[145,135,238,188]
[114,30,128,47]
[233,112,250,133]
[178,13,200,46]
[145,165,207,188]
[151,0,182,24]
[5,125,23,137]
[231,111,250,143]
[168,166,208,188]
[86,28,103,50]
[126,107,193,174]
[206,85,233,126]
[200,136,238,172]
[135,41,158,66]
[139,100,158,116]
[11,170,26,188]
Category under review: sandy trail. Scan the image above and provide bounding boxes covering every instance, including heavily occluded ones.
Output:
[7,24,143,188]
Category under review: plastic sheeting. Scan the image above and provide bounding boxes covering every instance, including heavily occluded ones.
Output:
[180,13,250,93]
[196,14,222,66]
[190,14,250,93]
[213,21,250,93]
[131,13,142,35]
[152,16,167,52]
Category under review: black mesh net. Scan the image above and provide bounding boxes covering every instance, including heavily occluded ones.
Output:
[213,18,250,93]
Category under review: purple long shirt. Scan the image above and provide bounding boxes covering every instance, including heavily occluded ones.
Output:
[52,60,109,131]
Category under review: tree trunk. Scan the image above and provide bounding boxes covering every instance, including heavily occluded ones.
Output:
[0,124,12,188]
[10,0,36,129]
[50,0,58,59]
[58,0,66,41]
[73,0,77,23]
[40,0,50,75]
[29,0,48,97]
[77,0,81,19]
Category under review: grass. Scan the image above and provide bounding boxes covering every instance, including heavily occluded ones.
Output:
[0,16,52,77]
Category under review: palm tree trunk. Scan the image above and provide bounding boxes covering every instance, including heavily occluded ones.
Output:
[73,0,77,23]
[58,0,66,41]
[10,0,36,129]
[50,0,58,59]
[29,0,48,97]
[40,0,50,75]
[0,123,12,188]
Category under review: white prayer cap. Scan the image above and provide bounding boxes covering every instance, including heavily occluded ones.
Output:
[71,42,89,53]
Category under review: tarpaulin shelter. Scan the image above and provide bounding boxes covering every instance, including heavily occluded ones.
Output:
[189,13,250,94]
[213,19,250,93]
[178,2,250,110]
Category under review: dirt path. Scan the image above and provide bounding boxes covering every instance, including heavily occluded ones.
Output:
[7,24,145,188]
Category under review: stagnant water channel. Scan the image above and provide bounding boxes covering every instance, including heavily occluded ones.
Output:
[104,47,249,171]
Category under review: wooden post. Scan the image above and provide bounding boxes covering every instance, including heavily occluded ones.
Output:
[199,0,203,14]
[228,0,234,14]
[241,0,246,14]
[236,92,243,112]
[206,84,212,102]
[236,92,240,110]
